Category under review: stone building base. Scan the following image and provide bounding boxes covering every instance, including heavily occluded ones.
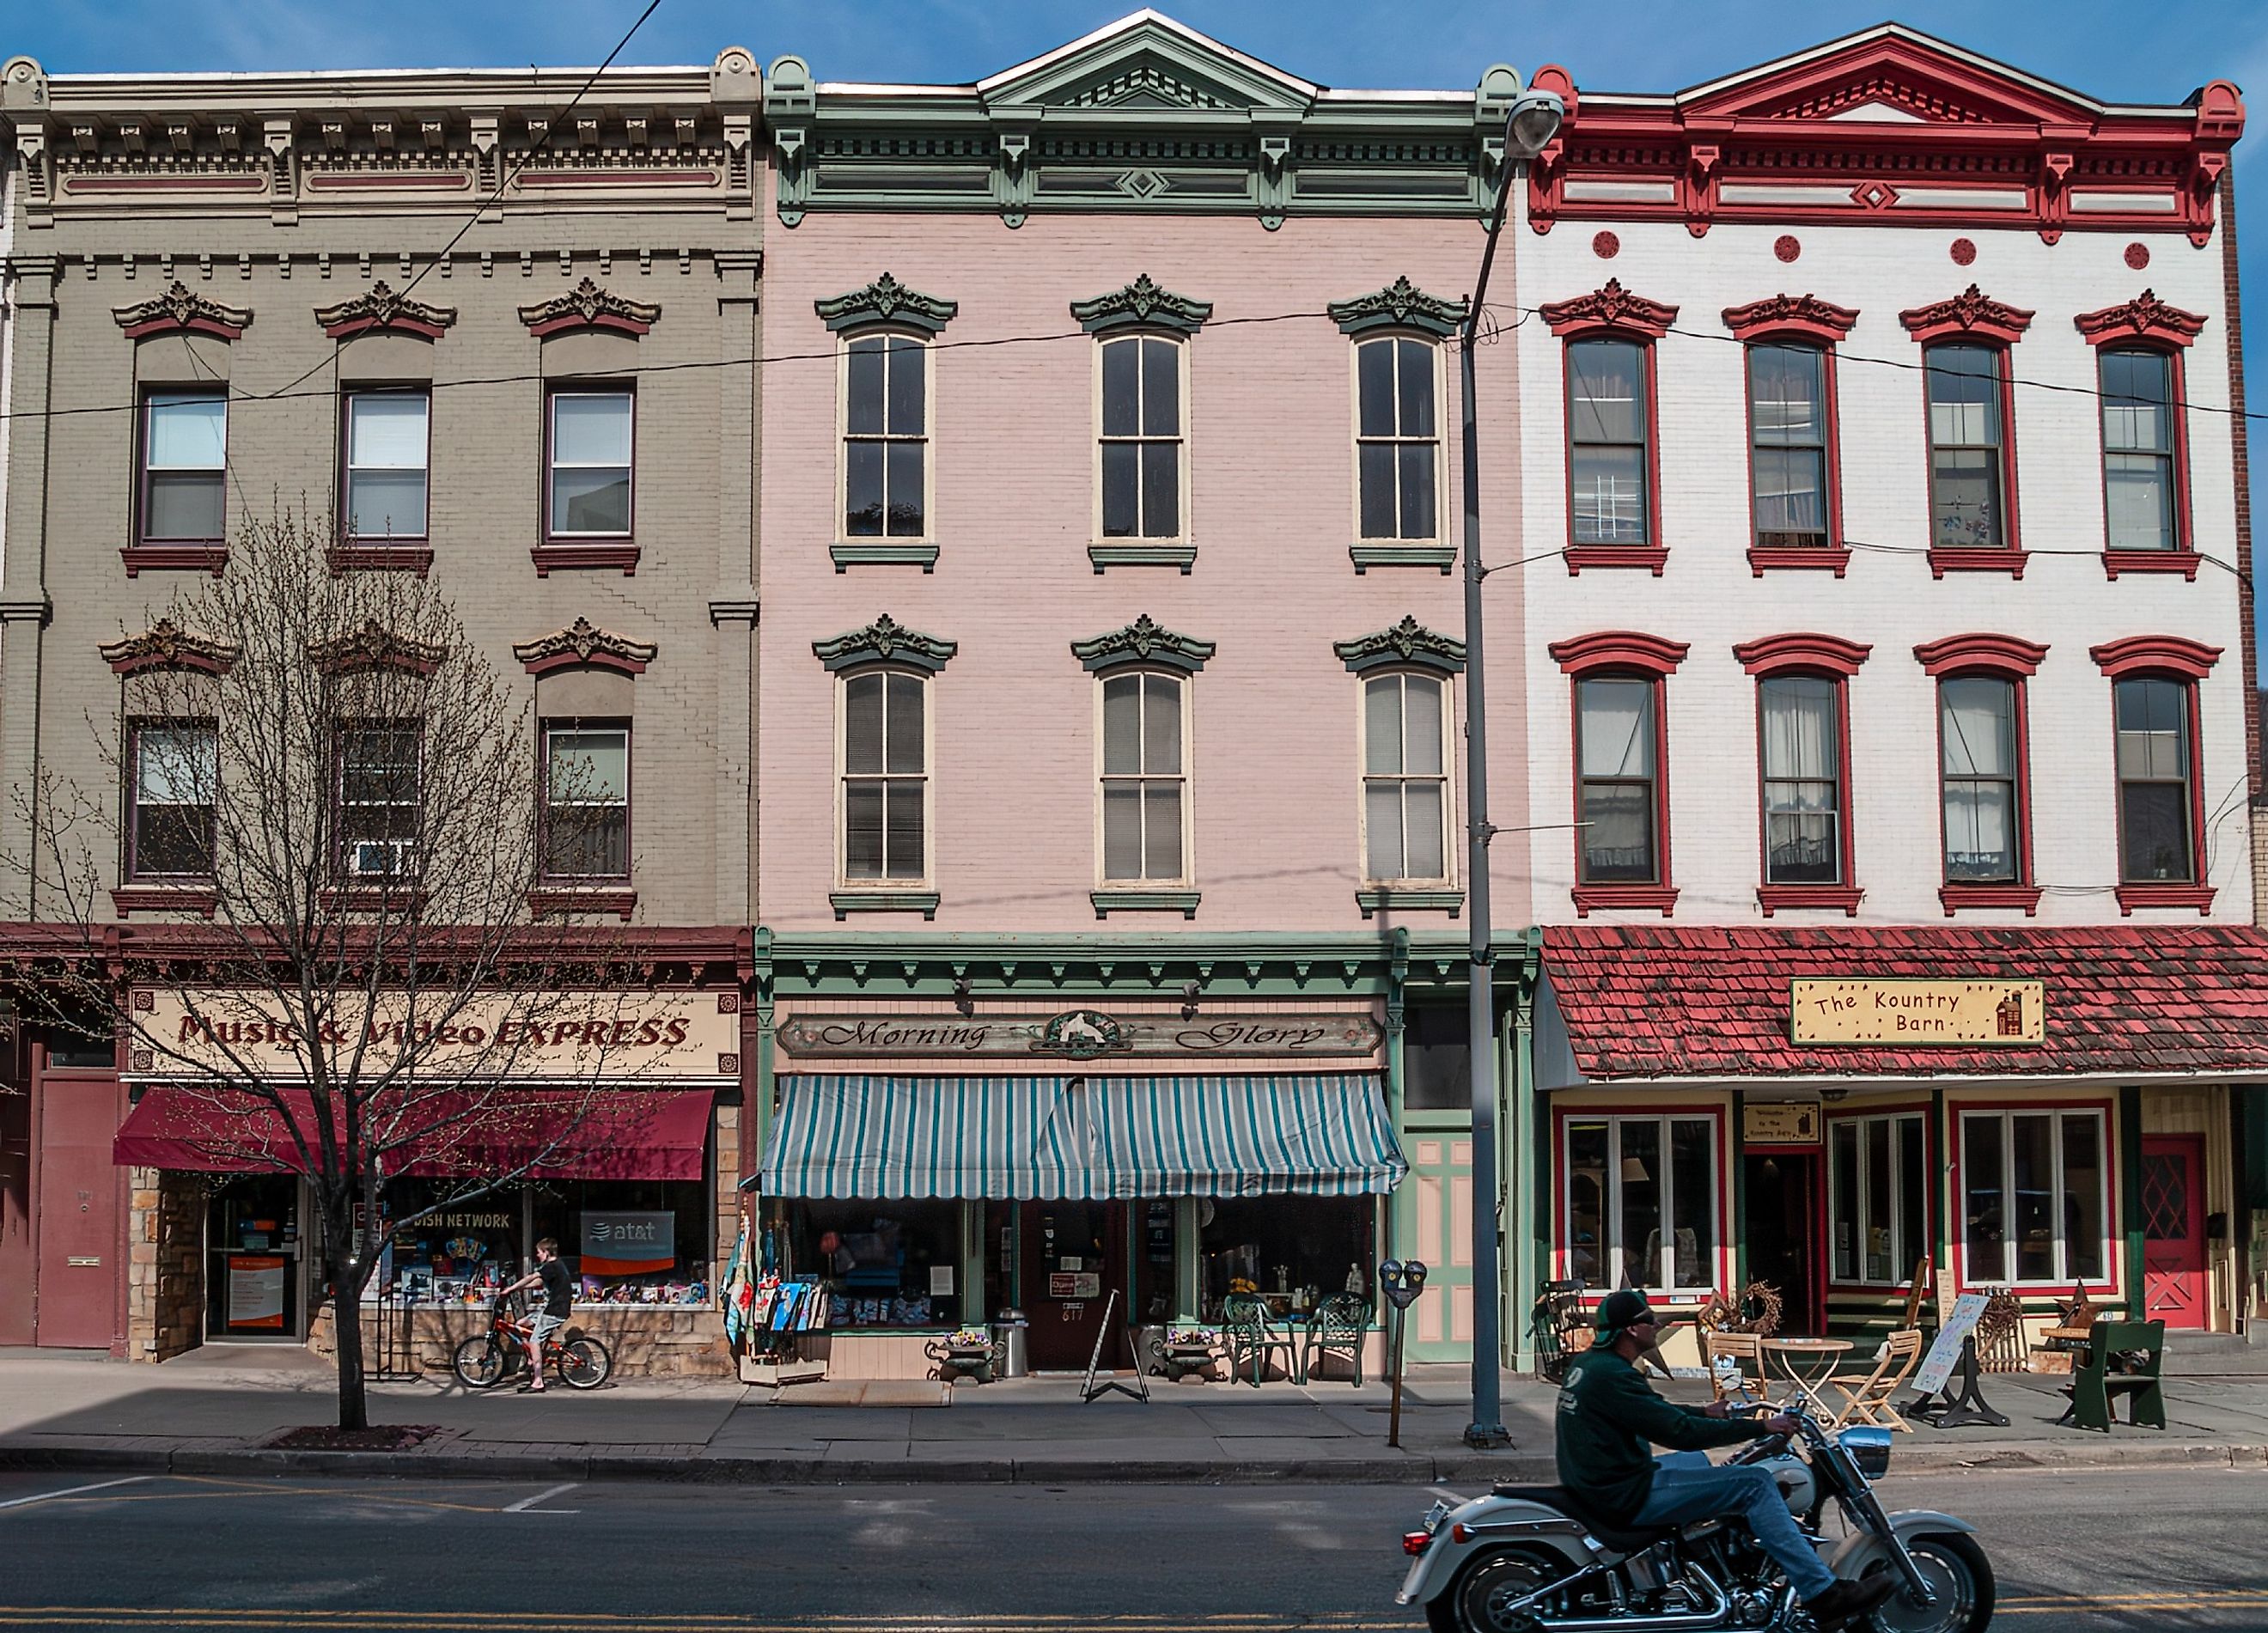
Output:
[126,1168,204,1362]
[309,1302,734,1378]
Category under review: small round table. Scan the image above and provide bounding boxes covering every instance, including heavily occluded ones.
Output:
[1759,1337,1853,1416]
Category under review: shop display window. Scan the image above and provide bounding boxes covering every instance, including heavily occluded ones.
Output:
[1960,1107,2107,1287]
[533,1179,710,1305]
[381,1179,521,1304]
[1827,1112,1928,1285]
[780,1199,960,1328]
[1564,1114,1718,1296]
[1197,1196,1374,1319]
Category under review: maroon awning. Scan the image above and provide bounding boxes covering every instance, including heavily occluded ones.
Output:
[113,1087,713,1180]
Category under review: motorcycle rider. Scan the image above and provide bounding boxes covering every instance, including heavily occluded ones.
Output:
[1556,1289,1897,1627]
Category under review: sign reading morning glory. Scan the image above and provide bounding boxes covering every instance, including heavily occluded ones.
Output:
[777,1008,1383,1061]
[1789,979,2045,1046]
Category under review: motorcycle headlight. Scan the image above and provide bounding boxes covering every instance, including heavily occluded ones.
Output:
[1838,1426,1893,1479]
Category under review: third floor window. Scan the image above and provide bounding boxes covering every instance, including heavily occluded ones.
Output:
[1567,338,1652,545]
[1355,337,1439,541]
[1099,334,1184,539]
[344,390,430,541]
[2100,347,2181,552]
[1747,343,1830,549]
[842,332,928,539]
[140,389,228,544]
[1924,344,2009,549]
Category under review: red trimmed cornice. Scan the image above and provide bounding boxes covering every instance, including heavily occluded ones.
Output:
[101,619,238,677]
[1912,633,2050,678]
[1733,632,1873,677]
[1722,293,1859,344]
[2073,289,2209,350]
[312,282,457,342]
[513,618,657,678]
[519,278,662,338]
[1899,284,2034,346]
[1548,631,1691,677]
[112,282,251,342]
[2088,635,2222,679]
[1539,279,1679,339]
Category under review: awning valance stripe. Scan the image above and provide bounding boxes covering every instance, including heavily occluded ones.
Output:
[757,1074,1408,1200]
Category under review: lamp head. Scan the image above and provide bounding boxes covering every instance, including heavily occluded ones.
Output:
[1505,88,1565,159]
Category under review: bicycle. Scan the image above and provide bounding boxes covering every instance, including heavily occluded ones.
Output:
[452,1294,612,1391]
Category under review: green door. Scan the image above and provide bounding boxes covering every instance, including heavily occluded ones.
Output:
[1399,1113,1473,1362]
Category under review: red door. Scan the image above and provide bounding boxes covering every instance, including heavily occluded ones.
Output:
[2140,1135,2207,1330]
[34,1077,125,1350]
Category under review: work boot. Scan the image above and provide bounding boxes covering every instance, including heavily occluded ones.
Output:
[1802,1574,1899,1628]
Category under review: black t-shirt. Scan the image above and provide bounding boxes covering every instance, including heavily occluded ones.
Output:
[537,1258,573,1319]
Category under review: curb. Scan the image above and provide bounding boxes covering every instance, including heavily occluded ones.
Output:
[3,1441,2259,1485]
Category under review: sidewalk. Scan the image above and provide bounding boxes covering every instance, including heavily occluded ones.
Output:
[3,1347,2265,1485]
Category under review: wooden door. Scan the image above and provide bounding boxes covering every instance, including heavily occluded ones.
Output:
[34,1077,124,1350]
[1401,1128,1473,1362]
[2140,1135,2206,1329]
[1021,1200,1129,1370]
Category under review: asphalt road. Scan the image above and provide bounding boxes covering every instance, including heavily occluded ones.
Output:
[0,1465,2261,1630]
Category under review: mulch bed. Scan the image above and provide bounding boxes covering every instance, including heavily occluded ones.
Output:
[263,1423,444,1452]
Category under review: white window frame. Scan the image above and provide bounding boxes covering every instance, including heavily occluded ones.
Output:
[834,327,936,545]
[1826,1112,1928,1288]
[832,666,933,889]
[1091,667,1194,889]
[1349,332,1448,545]
[1959,1107,2111,1289]
[545,387,636,539]
[342,387,432,542]
[1561,1112,1722,1299]
[1357,670,1456,887]
[1091,331,1191,544]
[540,721,631,884]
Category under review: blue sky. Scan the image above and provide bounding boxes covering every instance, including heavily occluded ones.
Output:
[13,0,2268,640]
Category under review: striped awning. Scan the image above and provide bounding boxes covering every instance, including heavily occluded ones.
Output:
[755,1074,1407,1200]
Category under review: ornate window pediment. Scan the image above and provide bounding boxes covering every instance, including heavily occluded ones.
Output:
[812,613,959,673]
[1539,279,1679,340]
[101,618,239,676]
[1722,293,1860,344]
[1070,274,1212,336]
[1898,284,2033,346]
[1329,277,1468,339]
[518,277,662,338]
[815,273,959,335]
[1070,614,1215,673]
[2073,290,2208,350]
[307,618,446,676]
[1334,615,1466,676]
[113,282,252,341]
[513,617,657,677]
[313,280,458,341]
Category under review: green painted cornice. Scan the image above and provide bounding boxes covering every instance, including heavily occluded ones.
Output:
[1070,613,1215,673]
[1070,274,1212,335]
[811,612,959,673]
[1334,615,1466,675]
[814,272,960,334]
[1329,276,1468,339]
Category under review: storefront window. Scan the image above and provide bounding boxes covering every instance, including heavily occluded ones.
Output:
[1198,1196,1374,1318]
[206,1175,304,1336]
[382,1180,521,1302]
[1402,1004,1471,1112]
[781,1200,960,1328]
[1828,1113,1928,1286]
[531,1179,710,1304]
[1563,1115,1717,1296]
[1960,1108,2107,1286]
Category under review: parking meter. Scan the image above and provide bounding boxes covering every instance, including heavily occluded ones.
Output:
[1378,1259,1427,1446]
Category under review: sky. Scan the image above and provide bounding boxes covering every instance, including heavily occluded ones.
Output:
[11,0,2268,645]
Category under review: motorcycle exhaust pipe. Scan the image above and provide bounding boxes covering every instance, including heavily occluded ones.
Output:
[1481,1560,1735,1633]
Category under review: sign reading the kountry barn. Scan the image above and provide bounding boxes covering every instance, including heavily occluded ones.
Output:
[1789,979,2045,1046]
[777,1008,1382,1061]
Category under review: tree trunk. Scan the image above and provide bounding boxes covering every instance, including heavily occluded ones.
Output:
[329,1252,369,1432]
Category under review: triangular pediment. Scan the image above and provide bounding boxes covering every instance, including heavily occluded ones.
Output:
[1678,25,2107,127]
[978,9,1319,115]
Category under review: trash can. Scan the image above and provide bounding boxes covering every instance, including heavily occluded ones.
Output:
[993,1310,1030,1379]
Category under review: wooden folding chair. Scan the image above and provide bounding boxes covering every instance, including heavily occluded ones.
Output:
[1897,1256,1933,1333]
[1820,1328,1925,1431]
[1703,1329,1767,1404]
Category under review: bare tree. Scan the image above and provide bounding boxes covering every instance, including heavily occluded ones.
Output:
[9,507,644,1429]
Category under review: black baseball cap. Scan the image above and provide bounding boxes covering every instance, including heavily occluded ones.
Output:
[1594,1289,1659,1342]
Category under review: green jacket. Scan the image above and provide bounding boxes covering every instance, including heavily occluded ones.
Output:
[1553,1347,1772,1522]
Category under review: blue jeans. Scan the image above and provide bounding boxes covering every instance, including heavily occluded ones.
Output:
[1631,1451,1836,1601]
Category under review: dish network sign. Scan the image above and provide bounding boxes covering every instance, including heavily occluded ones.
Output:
[128,989,742,1082]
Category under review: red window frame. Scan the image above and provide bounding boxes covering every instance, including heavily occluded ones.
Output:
[1821,1099,1936,1296]
[1723,295,1858,576]
[1541,283,1678,576]
[2091,636,2220,915]
[332,385,436,575]
[1549,631,1687,916]
[1915,634,2047,915]
[1551,1100,1734,1303]
[128,387,231,577]
[1917,341,2023,574]
[1948,1097,2119,1298]
[1735,633,1871,916]
[2092,344,2198,576]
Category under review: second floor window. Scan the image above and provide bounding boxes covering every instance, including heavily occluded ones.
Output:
[843,333,927,538]
[2115,676,2195,883]
[338,724,421,878]
[1363,673,1448,883]
[542,724,630,881]
[1941,676,2021,883]
[141,389,228,543]
[1747,343,1828,547]
[1100,672,1186,883]
[1099,335,1182,539]
[1576,676,1659,884]
[128,722,216,880]
[1924,344,2008,549]
[842,670,925,882]
[2101,347,2180,551]
[1568,338,1650,545]
[1356,337,1438,540]
[344,391,430,540]
[1759,675,1843,885]
[547,389,633,537]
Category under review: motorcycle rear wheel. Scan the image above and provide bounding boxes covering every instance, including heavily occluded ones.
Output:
[1430,1545,1569,1633]
[558,1335,612,1390]
[452,1337,509,1389]
[1865,1532,1995,1633]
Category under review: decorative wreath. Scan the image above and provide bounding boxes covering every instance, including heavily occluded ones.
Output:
[1695,1280,1785,1337]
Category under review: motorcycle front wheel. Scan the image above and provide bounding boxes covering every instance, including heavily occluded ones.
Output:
[452,1337,509,1389]
[1430,1545,1568,1633]
[1867,1532,1996,1633]
[558,1335,612,1390]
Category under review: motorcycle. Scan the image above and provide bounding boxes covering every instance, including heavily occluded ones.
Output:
[1397,1405,1992,1632]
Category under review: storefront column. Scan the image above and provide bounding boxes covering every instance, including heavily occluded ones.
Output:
[2120,1086,2147,1320]
[958,1198,983,1322]
[1174,1197,1199,1320]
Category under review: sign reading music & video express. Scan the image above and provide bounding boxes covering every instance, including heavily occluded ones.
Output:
[1788,979,2045,1046]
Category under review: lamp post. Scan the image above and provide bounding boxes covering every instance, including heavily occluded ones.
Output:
[1458,75,1564,1450]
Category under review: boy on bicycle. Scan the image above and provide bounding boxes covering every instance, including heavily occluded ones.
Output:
[499,1238,574,1393]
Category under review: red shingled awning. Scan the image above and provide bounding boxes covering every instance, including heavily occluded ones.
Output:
[113,1087,712,1179]
[1539,924,2268,1086]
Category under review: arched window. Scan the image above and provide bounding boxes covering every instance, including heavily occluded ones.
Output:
[1915,634,2048,915]
[1548,631,1688,916]
[1734,634,1872,915]
[1361,671,1451,886]
[839,667,929,886]
[1097,669,1189,886]
[2090,635,2220,914]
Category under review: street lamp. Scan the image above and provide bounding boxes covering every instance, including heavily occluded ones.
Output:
[1457,72,1564,1450]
